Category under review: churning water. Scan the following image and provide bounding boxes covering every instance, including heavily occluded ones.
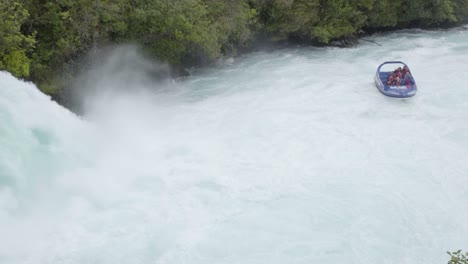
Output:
[1,27,468,264]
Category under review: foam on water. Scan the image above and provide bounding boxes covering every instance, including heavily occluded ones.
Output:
[1,27,468,264]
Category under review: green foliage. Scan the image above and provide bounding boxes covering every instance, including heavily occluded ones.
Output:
[127,0,219,64]
[202,0,257,56]
[127,0,256,64]
[255,0,369,43]
[311,0,368,43]
[453,0,468,21]
[23,0,129,90]
[256,0,468,43]
[448,250,468,264]
[2,50,31,77]
[256,0,321,41]
[398,0,456,26]
[0,0,36,78]
[366,0,402,28]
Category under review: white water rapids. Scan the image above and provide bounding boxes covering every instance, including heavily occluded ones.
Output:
[1,28,468,264]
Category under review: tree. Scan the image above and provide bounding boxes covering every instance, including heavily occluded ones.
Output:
[366,0,402,29]
[448,250,468,264]
[201,0,257,57]
[452,0,468,21]
[255,0,321,41]
[23,0,129,93]
[311,0,367,43]
[0,0,36,78]
[399,0,456,26]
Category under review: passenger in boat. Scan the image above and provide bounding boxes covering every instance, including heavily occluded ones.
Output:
[395,76,401,86]
[387,74,395,86]
[403,70,411,78]
[404,75,412,85]
[402,71,411,84]
[403,66,410,75]
[395,67,403,79]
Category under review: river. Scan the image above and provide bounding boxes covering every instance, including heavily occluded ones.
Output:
[1,27,468,264]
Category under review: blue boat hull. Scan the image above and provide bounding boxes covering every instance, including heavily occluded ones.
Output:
[374,73,417,98]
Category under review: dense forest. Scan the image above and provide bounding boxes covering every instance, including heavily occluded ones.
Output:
[1,0,468,96]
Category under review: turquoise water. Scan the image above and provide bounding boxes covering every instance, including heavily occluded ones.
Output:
[1,27,468,264]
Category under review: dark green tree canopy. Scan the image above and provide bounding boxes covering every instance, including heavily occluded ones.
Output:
[0,0,36,78]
